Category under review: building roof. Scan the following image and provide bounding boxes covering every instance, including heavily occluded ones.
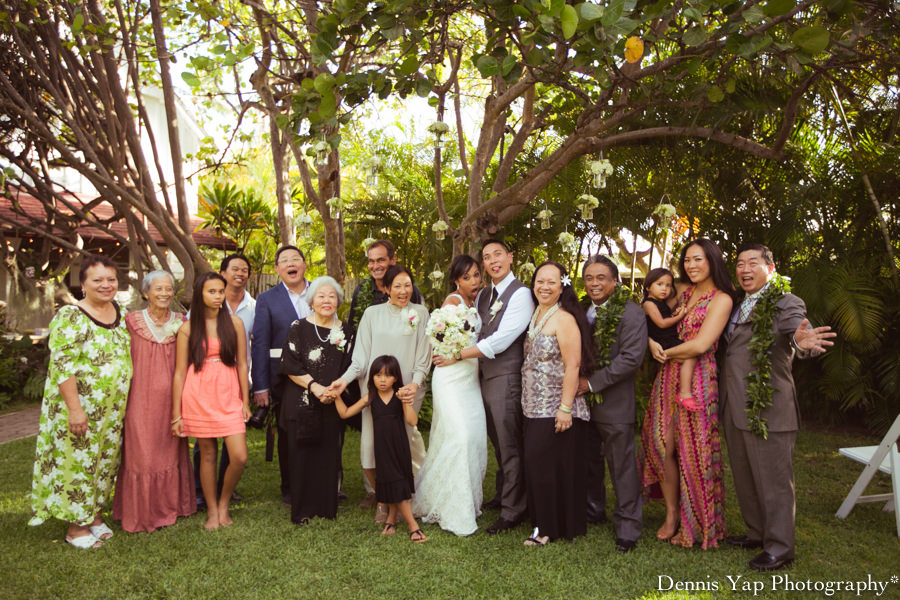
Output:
[0,189,236,250]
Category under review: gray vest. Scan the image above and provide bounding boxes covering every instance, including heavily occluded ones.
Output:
[477,278,527,379]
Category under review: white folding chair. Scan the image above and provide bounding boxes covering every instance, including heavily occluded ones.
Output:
[835,414,900,538]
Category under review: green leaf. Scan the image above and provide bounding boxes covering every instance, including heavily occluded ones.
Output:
[560,5,578,39]
[526,48,546,66]
[275,114,290,131]
[683,7,703,21]
[415,78,433,97]
[683,26,706,46]
[600,0,624,27]
[475,55,500,77]
[724,78,736,94]
[763,0,795,17]
[707,85,724,103]
[210,44,227,55]
[604,16,638,38]
[577,3,604,21]
[313,73,336,94]
[317,90,337,118]
[742,5,766,22]
[792,25,829,53]
[71,13,84,33]
[181,71,201,88]
[501,54,518,76]
[399,54,419,76]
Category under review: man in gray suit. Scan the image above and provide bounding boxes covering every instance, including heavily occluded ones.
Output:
[721,243,834,571]
[453,239,534,533]
[577,255,646,553]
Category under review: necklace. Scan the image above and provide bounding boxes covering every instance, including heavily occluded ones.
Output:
[311,315,336,343]
[586,284,631,406]
[528,304,559,339]
[147,308,171,326]
[745,274,791,439]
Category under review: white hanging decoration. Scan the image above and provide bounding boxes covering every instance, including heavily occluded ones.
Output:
[428,266,444,286]
[558,231,575,248]
[364,155,383,186]
[325,196,346,219]
[518,261,536,280]
[432,220,449,241]
[576,193,599,220]
[588,158,614,188]
[427,120,450,150]
[312,140,330,166]
[537,209,553,230]
[294,213,313,237]
[361,236,376,249]
[653,202,678,220]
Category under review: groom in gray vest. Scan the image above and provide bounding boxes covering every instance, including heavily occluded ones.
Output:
[454,239,534,533]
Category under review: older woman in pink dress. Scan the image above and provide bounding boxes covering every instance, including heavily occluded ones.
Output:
[113,271,195,532]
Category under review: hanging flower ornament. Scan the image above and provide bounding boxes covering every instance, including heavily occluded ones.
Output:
[294,212,313,237]
[432,220,449,241]
[576,193,599,220]
[325,196,346,219]
[518,261,536,280]
[652,202,678,221]
[364,155,383,186]
[537,209,553,230]
[312,140,330,166]
[588,159,614,189]
[558,231,576,248]
[428,267,444,286]
[427,120,450,149]
[361,236,376,250]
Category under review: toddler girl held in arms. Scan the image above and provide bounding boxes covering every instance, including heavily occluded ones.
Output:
[642,268,700,411]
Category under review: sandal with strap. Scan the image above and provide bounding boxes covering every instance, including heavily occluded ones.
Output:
[409,528,427,543]
[381,522,396,536]
[89,522,114,540]
[66,533,102,549]
[524,527,548,547]
[676,395,703,412]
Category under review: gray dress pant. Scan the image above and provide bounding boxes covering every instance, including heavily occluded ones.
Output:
[585,422,643,542]
[481,372,526,521]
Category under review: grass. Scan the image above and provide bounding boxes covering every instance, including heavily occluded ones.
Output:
[1,426,898,599]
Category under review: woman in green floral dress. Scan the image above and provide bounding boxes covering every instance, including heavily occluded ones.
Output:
[29,255,133,549]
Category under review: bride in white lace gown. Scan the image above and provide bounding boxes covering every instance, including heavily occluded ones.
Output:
[413,256,487,536]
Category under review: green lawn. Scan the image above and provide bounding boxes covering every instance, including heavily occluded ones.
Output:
[1,426,898,599]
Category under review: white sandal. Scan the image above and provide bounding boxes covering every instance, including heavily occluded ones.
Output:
[89,522,114,540]
[66,533,102,549]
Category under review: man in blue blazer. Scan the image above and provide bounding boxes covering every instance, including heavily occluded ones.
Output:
[251,245,311,503]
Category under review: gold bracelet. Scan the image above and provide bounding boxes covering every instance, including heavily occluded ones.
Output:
[171,416,182,425]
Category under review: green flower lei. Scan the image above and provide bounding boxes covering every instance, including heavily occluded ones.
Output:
[351,277,375,334]
[744,273,791,439]
[586,284,632,407]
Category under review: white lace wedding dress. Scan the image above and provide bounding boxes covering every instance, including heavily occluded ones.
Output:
[412,296,488,536]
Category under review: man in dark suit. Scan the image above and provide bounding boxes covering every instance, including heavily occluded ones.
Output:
[577,255,646,553]
[251,245,311,504]
[721,243,834,571]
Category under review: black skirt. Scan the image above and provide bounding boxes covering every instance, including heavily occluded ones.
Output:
[523,417,587,541]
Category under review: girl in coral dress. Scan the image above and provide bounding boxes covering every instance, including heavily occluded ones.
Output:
[172,272,251,530]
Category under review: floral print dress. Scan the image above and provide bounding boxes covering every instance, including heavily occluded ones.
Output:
[30,304,133,526]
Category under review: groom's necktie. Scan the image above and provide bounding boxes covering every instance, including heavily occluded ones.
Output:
[489,286,498,306]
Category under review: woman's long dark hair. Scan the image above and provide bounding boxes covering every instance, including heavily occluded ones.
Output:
[678,238,736,300]
[189,272,237,371]
[642,268,676,303]
[530,261,596,377]
[367,355,404,398]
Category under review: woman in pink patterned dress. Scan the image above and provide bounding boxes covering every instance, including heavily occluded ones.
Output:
[641,238,735,549]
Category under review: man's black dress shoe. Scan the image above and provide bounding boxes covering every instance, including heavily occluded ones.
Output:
[749,551,793,572]
[725,534,762,550]
[482,496,502,510]
[587,513,608,525]
[615,538,637,553]
[486,517,520,535]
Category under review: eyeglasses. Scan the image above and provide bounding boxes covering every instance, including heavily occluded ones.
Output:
[278,257,304,265]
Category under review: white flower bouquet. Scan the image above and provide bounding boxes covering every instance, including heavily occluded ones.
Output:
[426,304,480,359]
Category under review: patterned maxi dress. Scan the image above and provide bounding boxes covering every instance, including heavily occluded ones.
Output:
[30,304,133,527]
[641,286,725,549]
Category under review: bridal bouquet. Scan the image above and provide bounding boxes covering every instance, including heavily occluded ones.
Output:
[426,304,480,359]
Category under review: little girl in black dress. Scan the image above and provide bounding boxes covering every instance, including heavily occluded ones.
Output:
[334,355,427,543]
[642,268,700,411]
